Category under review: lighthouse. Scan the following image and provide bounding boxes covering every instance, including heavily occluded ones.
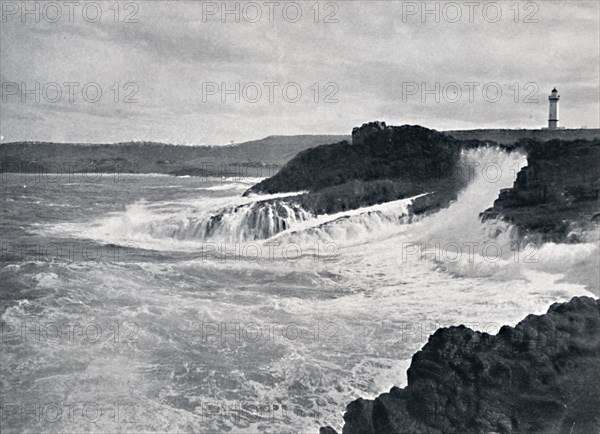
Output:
[548,87,560,130]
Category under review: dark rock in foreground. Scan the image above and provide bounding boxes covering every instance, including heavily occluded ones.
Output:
[321,296,600,434]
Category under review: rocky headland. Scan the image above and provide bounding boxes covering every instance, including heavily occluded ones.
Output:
[245,122,480,218]
[321,296,600,434]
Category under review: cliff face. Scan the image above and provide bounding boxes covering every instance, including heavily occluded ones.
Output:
[481,139,600,242]
[321,296,600,434]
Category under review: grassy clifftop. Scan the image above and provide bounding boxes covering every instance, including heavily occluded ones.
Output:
[445,128,600,144]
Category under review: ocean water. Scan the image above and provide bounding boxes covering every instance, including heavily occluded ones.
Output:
[1,148,598,433]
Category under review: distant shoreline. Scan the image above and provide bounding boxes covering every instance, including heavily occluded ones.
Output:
[1,128,599,148]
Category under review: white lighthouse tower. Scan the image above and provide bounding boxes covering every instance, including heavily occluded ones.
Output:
[548,87,560,129]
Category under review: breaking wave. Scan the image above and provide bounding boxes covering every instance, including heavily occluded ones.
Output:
[43,146,598,293]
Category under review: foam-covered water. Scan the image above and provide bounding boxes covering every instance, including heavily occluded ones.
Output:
[1,148,597,433]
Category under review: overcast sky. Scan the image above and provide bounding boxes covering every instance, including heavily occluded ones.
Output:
[1,0,598,144]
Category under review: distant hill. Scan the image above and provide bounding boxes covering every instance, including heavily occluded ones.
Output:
[0,135,349,177]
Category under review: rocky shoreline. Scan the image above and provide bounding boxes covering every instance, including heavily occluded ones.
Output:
[245,122,600,243]
[241,122,600,433]
[321,296,600,434]
[481,138,600,243]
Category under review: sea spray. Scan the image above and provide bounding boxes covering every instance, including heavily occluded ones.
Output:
[7,170,595,434]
